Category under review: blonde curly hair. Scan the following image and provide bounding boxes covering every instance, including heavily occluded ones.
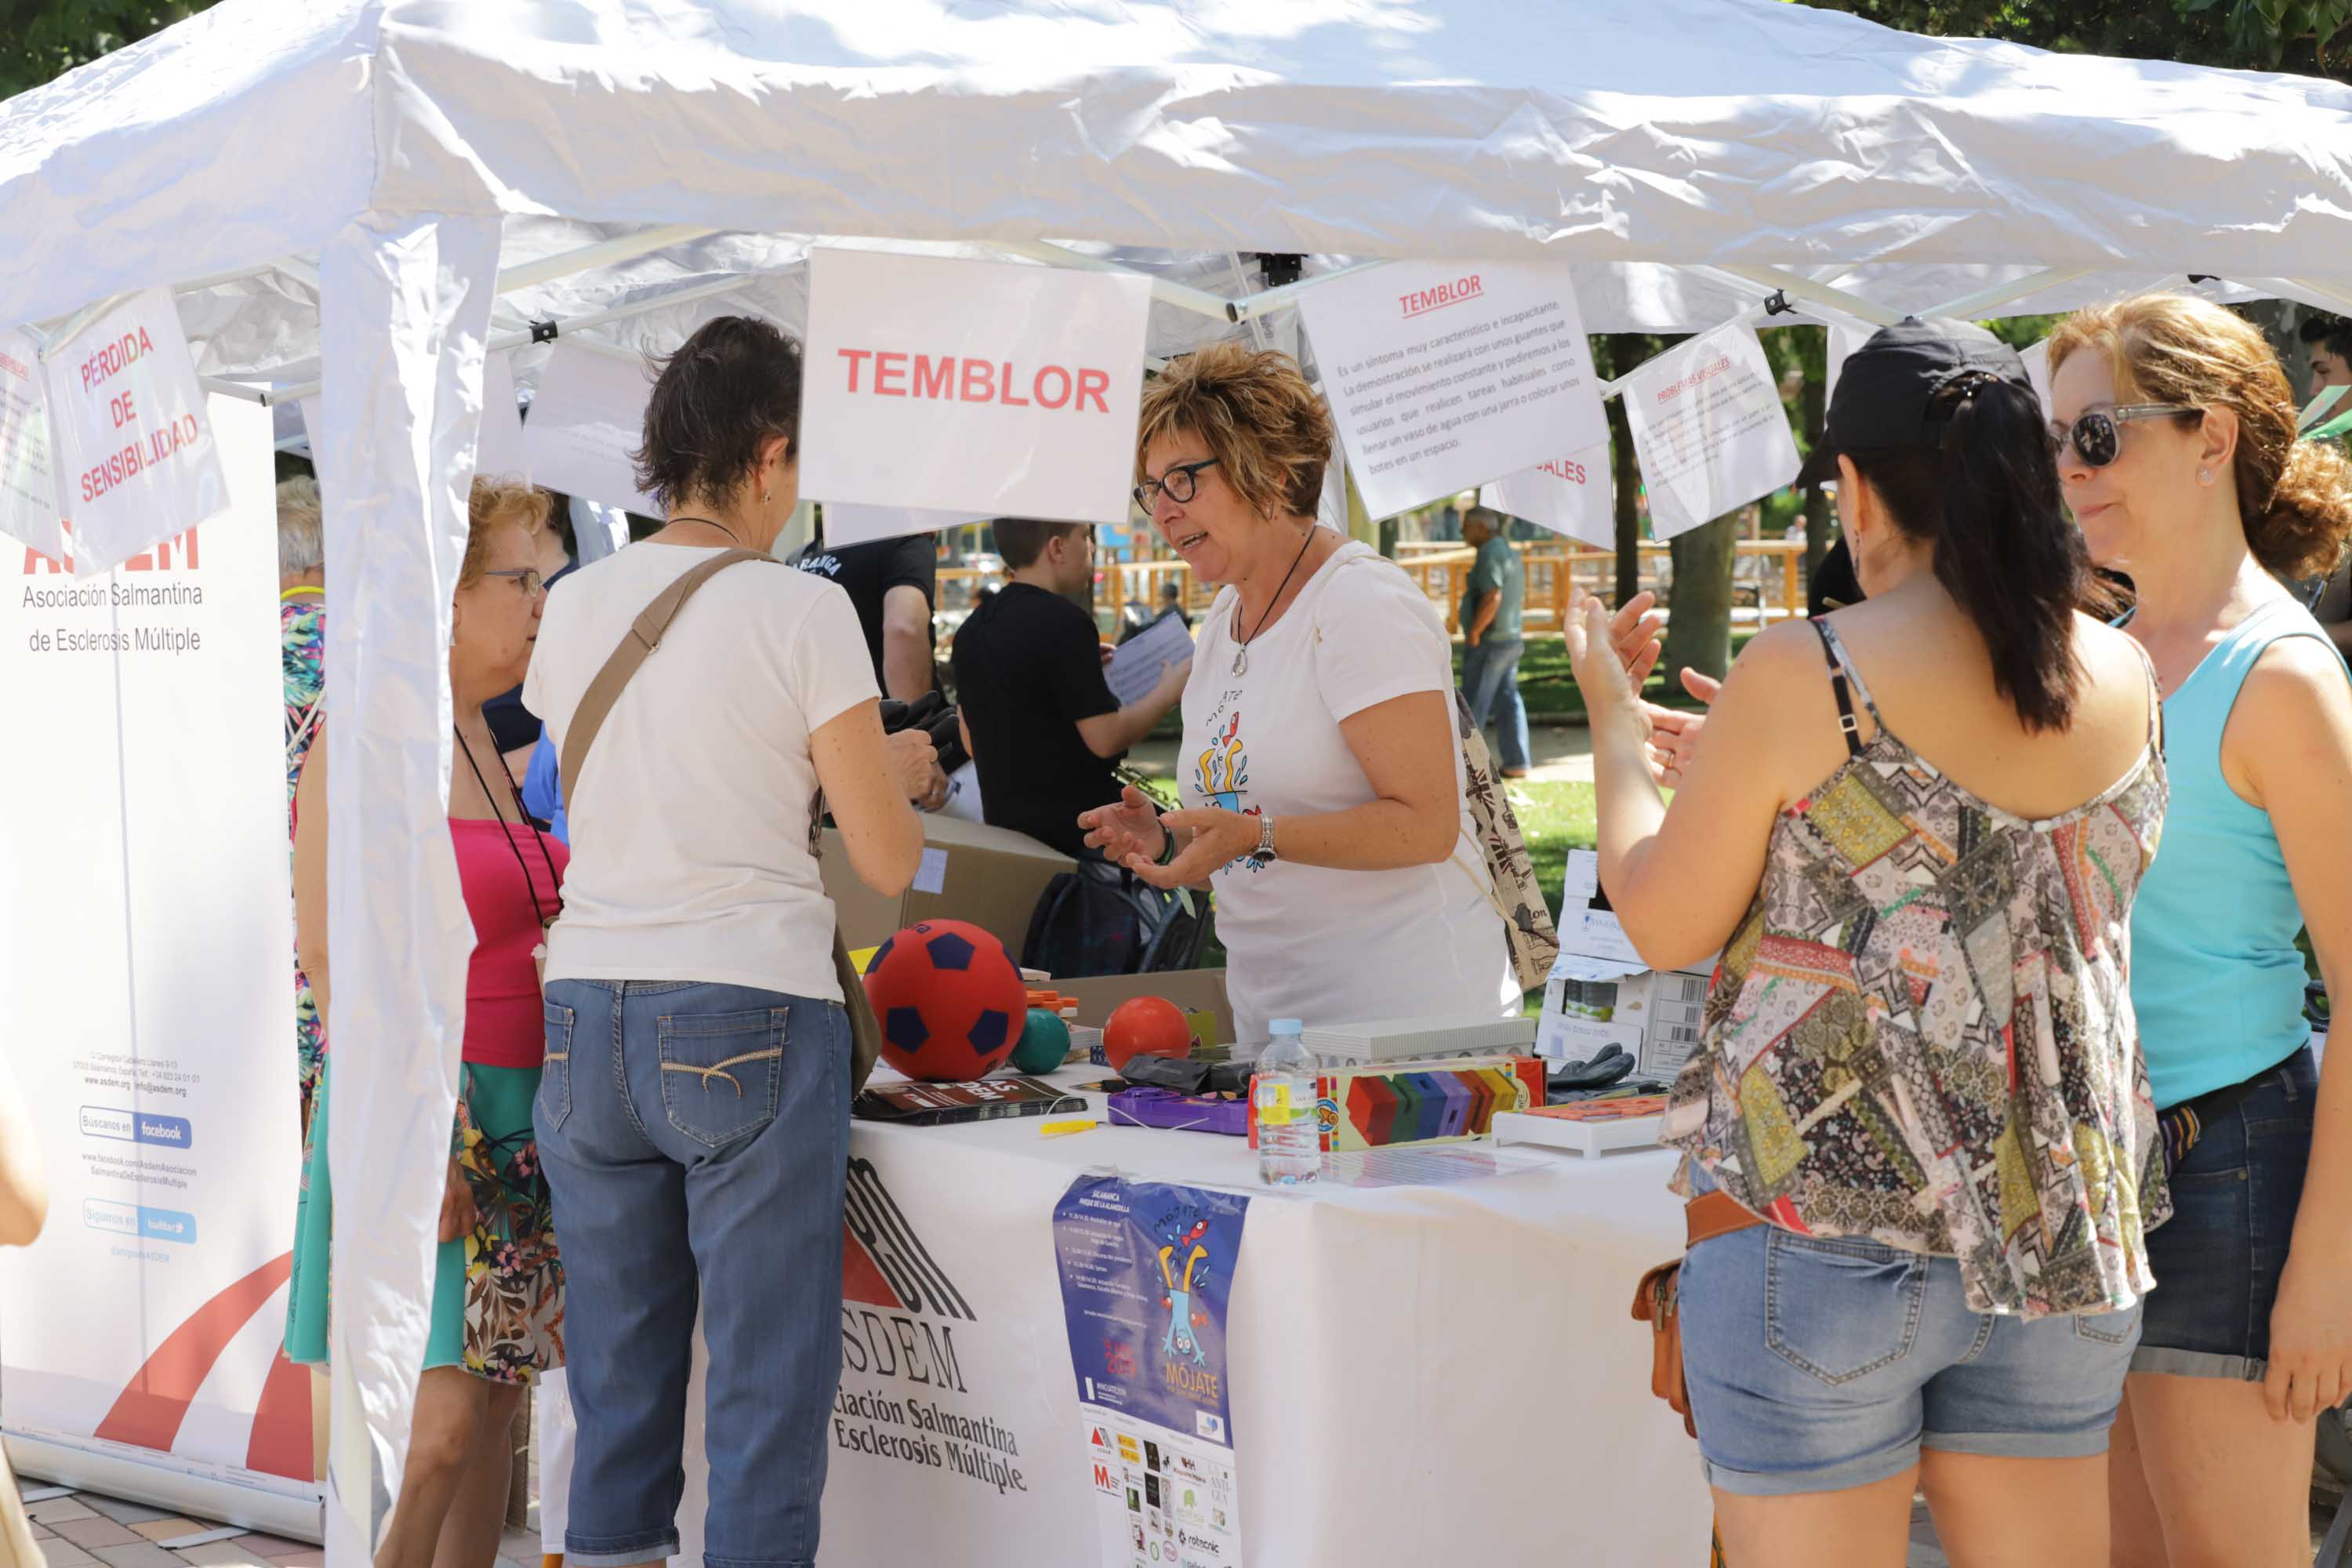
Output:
[1135,342,1334,521]
[459,477,553,588]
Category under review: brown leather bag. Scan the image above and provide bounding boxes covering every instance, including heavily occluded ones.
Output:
[1630,1188,1766,1438]
[552,548,883,1092]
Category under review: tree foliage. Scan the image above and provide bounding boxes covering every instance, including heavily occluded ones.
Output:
[1794,0,2349,80]
[0,2,218,102]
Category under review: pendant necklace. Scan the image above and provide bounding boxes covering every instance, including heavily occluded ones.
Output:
[1230,528,1318,677]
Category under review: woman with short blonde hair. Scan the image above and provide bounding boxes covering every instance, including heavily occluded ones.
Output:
[1083,342,1519,1042]
[286,477,570,1568]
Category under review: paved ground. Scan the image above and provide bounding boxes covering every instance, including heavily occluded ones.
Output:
[21,1479,1963,1566]
[19,1485,543,1568]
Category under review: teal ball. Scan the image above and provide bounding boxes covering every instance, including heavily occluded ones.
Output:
[1011,1008,1072,1075]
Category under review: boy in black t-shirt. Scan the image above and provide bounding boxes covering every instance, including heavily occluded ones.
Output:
[951,520,1189,858]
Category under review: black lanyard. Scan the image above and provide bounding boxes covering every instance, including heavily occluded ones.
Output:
[455,726,564,929]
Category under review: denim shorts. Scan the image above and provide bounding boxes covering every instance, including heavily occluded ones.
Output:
[1678,1219,2142,1496]
[2137,1047,2316,1381]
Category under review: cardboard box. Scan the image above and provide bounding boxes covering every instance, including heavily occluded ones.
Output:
[1052,970,1235,1045]
[820,812,1073,957]
[1246,1055,1548,1152]
[1535,850,1715,1083]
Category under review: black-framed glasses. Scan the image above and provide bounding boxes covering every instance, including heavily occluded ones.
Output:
[1133,457,1219,516]
[2050,405,2198,469]
[481,567,546,597]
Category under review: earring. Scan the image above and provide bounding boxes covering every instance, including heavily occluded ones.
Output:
[763,489,772,504]
[2198,469,2212,485]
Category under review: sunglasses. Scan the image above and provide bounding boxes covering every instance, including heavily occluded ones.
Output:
[2049,405,2198,469]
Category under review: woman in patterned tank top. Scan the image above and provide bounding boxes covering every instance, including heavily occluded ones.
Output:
[1568,318,2169,1566]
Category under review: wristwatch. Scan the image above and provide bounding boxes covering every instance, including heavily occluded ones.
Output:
[1246,814,1278,870]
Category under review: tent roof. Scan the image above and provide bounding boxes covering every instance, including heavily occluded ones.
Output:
[4,0,2349,365]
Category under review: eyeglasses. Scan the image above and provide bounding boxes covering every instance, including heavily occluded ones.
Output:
[1133,457,1219,516]
[481,567,547,597]
[2050,405,2198,469]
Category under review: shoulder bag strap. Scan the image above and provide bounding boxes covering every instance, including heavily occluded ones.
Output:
[557,549,768,809]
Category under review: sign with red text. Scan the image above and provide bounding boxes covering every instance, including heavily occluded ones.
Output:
[1298,262,1607,521]
[1480,441,1613,547]
[522,341,662,517]
[44,287,230,575]
[1,396,320,1528]
[1617,321,1799,542]
[800,249,1150,524]
[0,328,62,561]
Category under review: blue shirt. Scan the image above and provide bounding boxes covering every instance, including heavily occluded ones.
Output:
[524,738,568,845]
[2130,596,2344,1107]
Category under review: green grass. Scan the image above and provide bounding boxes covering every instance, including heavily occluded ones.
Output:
[1508,779,1597,924]
[1145,628,1758,739]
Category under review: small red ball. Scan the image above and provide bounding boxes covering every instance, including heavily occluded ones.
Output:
[1105,996,1193,1073]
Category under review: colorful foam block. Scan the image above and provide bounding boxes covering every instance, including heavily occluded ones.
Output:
[1250,1056,1546,1152]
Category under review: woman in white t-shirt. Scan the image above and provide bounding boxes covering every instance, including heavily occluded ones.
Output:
[523,316,933,1568]
[1081,343,1518,1043]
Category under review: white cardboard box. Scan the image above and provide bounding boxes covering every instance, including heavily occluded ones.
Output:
[1534,851,1714,1083]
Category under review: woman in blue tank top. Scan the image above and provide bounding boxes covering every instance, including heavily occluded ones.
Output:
[2049,294,2352,1566]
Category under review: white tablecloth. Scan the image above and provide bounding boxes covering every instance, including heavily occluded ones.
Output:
[543,1067,1715,1567]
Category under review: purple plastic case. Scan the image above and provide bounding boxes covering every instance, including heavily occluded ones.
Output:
[1105,1086,1251,1137]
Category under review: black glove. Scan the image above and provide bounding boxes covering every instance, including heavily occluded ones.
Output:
[1546,1044,1636,1094]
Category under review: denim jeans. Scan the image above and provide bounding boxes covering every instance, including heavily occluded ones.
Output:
[1461,634,1531,773]
[1679,1219,2140,1495]
[538,979,851,1568]
[2137,1045,2316,1380]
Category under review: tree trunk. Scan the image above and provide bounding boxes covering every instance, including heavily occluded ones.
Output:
[1662,514,1738,682]
[1801,327,1835,581]
[1603,336,1647,605]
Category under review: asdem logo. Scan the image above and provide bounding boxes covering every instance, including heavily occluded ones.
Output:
[840,1156,971,1393]
[24,519,202,576]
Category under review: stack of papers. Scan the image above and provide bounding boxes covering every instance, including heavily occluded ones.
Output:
[1301,1014,1538,1066]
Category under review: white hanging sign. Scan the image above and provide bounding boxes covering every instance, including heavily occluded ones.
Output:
[522,341,663,517]
[1617,321,1800,542]
[800,249,1151,525]
[44,287,230,575]
[2018,339,2054,418]
[1297,262,1608,521]
[1479,441,1614,547]
[0,329,62,561]
[822,503,992,548]
[475,350,530,484]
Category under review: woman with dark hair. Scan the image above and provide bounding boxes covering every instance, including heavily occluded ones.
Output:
[524,315,932,1568]
[2048,294,2352,1568]
[1569,318,2171,1564]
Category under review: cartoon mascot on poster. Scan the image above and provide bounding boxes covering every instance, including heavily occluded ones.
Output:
[1156,1214,1213,1367]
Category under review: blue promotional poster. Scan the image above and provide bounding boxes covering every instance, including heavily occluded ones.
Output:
[1052,1177,1250,1568]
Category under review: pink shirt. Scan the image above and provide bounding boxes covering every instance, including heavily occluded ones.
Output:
[452,818,568,1069]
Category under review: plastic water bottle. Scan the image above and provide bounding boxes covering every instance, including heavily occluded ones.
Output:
[1255,1018,1322,1185]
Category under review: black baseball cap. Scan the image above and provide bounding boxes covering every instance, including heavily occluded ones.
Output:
[1797,317,2033,487]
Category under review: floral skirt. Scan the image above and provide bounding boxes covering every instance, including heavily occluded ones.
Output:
[284,1059,564,1385]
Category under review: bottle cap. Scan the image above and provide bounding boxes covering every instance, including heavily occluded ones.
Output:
[1270,1018,1303,1034]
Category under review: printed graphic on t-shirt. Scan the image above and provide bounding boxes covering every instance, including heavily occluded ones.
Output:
[1192,696,1265,874]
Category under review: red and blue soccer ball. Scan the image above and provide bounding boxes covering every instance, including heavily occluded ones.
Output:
[862,919,1027,1081]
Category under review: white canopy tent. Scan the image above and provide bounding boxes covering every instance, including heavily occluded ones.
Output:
[4,0,2349,1556]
